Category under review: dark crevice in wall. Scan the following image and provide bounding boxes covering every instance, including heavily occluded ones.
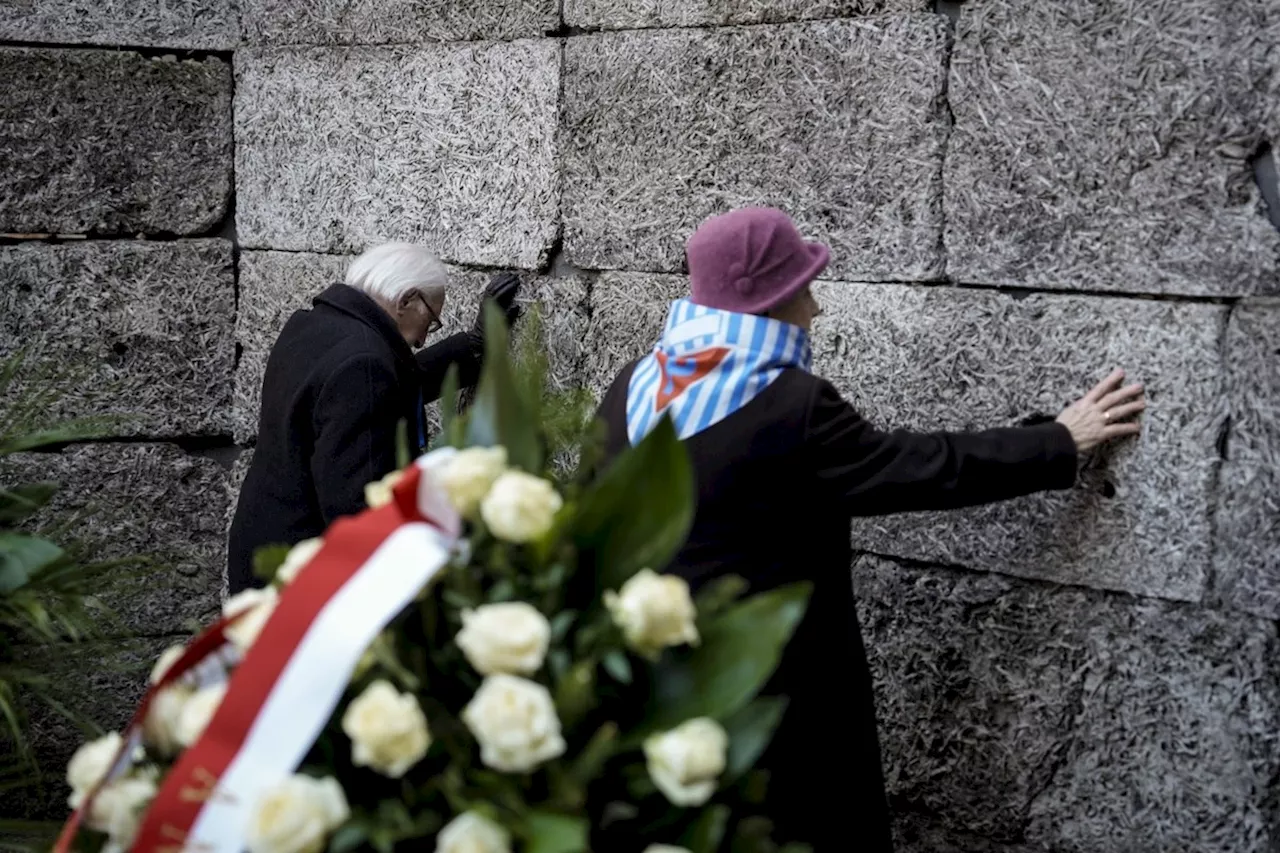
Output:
[933,0,958,285]
[861,278,1243,306]
[0,39,232,61]
[934,0,966,22]
[1201,303,1237,611]
[1251,144,1280,231]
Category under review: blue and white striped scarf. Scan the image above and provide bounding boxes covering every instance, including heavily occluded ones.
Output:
[625,299,812,445]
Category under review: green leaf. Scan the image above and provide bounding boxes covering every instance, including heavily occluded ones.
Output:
[0,534,62,593]
[438,363,462,449]
[636,583,811,738]
[570,722,619,785]
[395,419,411,469]
[554,659,597,728]
[681,805,732,853]
[694,574,749,618]
[328,823,368,853]
[252,544,292,584]
[525,811,589,853]
[0,483,57,525]
[549,610,577,642]
[602,650,633,684]
[463,302,542,472]
[572,416,694,592]
[721,697,788,784]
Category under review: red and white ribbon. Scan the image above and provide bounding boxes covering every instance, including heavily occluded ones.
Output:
[57,450,463,852]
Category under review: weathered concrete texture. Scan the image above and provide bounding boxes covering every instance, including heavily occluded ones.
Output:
[240,0,557,44]
[2,635,178,821]
[945,0,1280,296]
[855,556,1280,852]
[0,444,231,637]
[1212,299,1280,618]
[0,0,238,49]
[0,240,235,437]
[0,49,233,236]
[235,250,590,441]
[581,271,688,398]
[812,282,1227,602]
[235,42,560,267]
[222,448,254,601]
[561,17,948,280]
[564,0,928,30]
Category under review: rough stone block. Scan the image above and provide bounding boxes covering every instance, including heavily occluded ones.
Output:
[1212,299,1280,618]
[240,0,557,44]
[812,282,1226,602]
[945,0,1280,296]
[854,556,1280,852]
[561,17,948,280]
[581,271,688,399]
[564,0,927,29]
[0,444,232,637]
[235,250,589,441]
[0,49,233,236]
[0,240,235,437]
[0,1,238,49]
[235,42,560,268]
[1,635,179,820]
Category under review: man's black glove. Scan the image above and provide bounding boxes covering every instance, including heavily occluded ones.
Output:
[472,272,523,337]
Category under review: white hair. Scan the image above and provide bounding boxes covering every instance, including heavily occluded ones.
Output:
[344,242,448,304]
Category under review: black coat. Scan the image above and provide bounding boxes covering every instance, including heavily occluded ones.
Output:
[597,363,1078,852]
[227,283,481,594]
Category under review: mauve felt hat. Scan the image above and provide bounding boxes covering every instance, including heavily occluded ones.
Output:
[686,207,830,315]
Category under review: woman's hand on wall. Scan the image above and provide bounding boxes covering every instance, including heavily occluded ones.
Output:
[1056,369,1146,454]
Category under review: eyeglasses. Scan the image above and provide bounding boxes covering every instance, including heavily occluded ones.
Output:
[414,291,443,334]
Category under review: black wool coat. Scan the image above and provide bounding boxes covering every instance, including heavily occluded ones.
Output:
[596,362,1078,852]
[227,283,481,595]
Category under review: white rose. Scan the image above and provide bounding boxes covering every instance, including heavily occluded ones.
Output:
[435,811,511,853]
[643,717,729,807]
[456,602,551,676]
[435,446,508,516]
[340,680,431,778]
[143,682,194,756]
[149,644,186,684]
[175,683,227,748]
[604,569,699,658]
[223,586,279,653]
[479,472,563,543]
[276,538,323,585]
[364,470,405,509]
[461,674,566,773]
[246,774,350,853]
[89,774,158,844]
[644,847,693,853]
[66,733,124,804]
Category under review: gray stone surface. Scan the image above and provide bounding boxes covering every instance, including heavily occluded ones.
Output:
[0,444,231,637]
[240,0,557,44]
[2,635,179,821]
[0,240,235,438]
[561,17,948,280]
[235,42,560,268]
[945,0,1280,296]
[235,250,590,442]
[812,282,1227,602]
[855,556,1280,853]
[1212,299,1280,618]
[0,48,233,236]
[581,271,688,398]
[564,0,928,29]
[0,0,238,49]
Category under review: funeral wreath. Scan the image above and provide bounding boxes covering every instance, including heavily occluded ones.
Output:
[58,308,814,853]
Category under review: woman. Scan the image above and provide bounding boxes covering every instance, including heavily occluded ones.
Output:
[594,207,1145,850]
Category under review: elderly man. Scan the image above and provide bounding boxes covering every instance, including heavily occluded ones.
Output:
[227,243,520,594]
[594,208,1146,851]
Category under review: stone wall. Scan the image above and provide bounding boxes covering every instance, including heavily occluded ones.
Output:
[1,1,1278,848]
